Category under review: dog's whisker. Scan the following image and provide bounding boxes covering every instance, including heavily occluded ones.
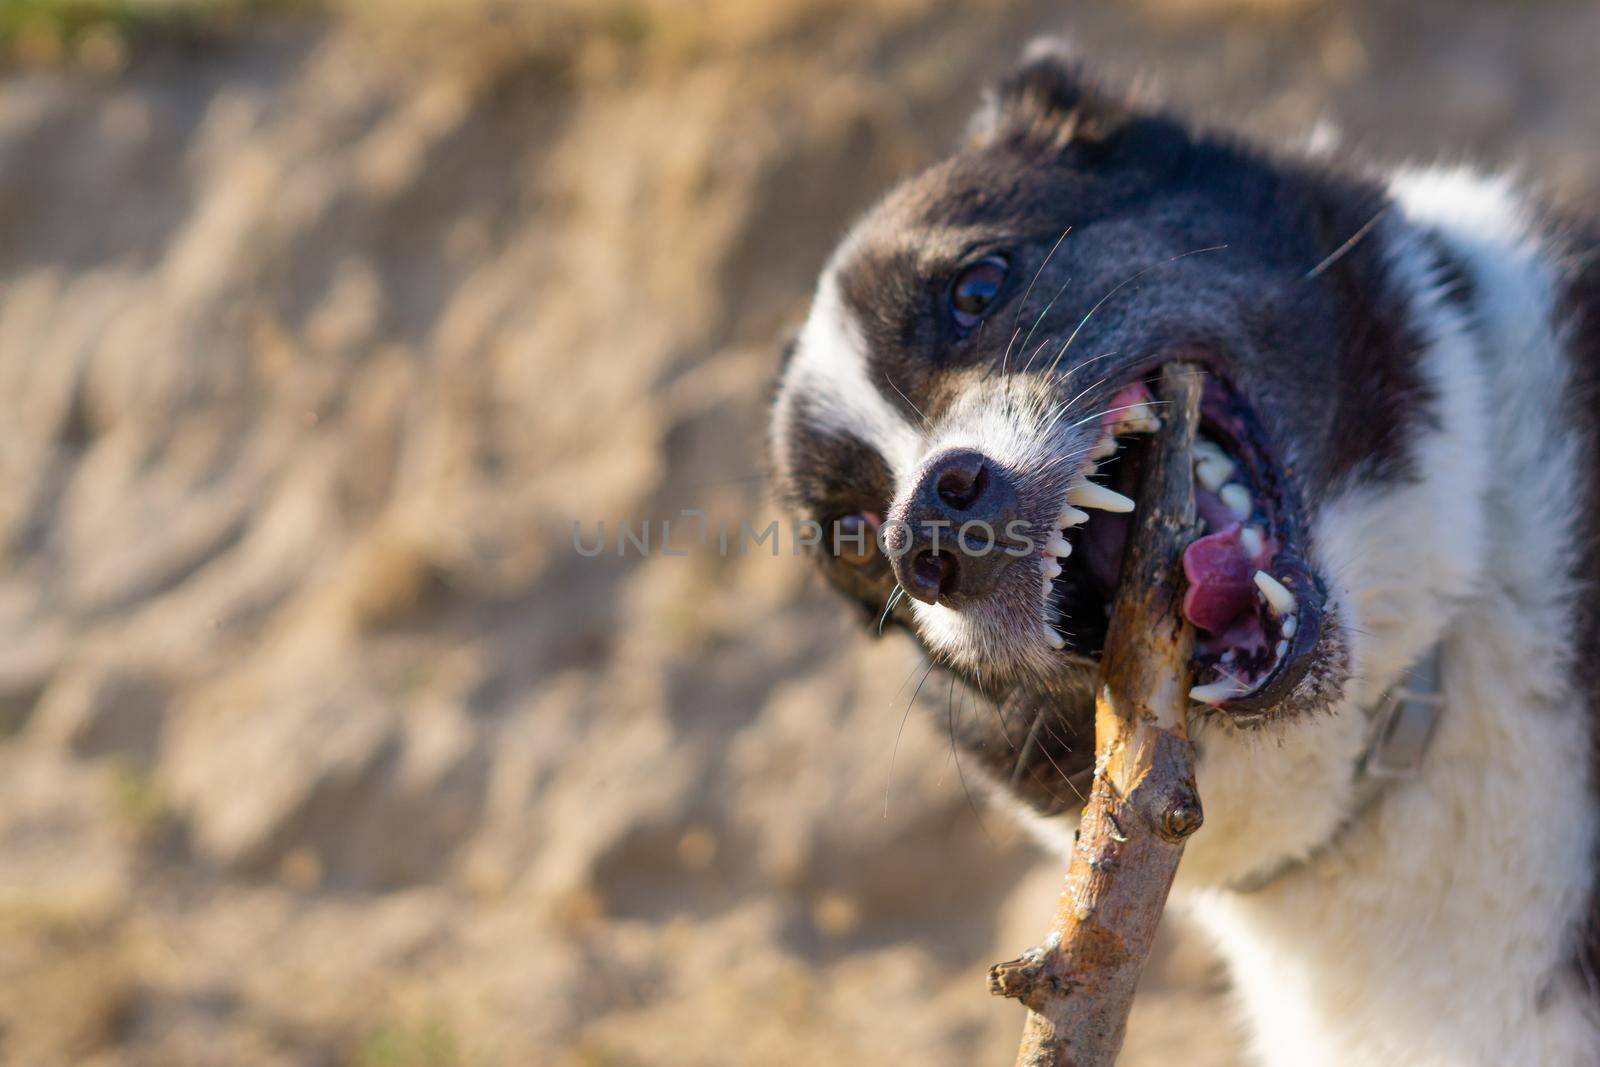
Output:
[883,371,930,428]
[1044,244,1228,380]
[1004,226,1073,372]
[947,676,995,841]
[1037,366,1118,440]
[1306,206,1387,280]
[885,657,939,820]
[878,585,906,635]
[1015,276,1076,375]
[1054,399,1173,437]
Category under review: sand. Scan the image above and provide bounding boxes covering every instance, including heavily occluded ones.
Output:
[0,1,1595,1063]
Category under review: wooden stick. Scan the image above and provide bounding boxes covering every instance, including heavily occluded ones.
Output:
[989,363,1206,1066]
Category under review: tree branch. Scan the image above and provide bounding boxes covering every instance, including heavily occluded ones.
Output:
[989,363,1206,1066]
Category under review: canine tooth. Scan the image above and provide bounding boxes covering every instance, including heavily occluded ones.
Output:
[1220,484,1253,520]
[1041,558,1063,579]
[1253,571,1298,617]
[1190,680,1241,705]
[1280,615,1298,638]
[1059,505,1090,528]
[1089,435,1118,460]
[1196,455,1236,493]
[1275,639,1290,659]
[1043,625,1066,650]
[1239,525,1264,559]
[1067,480,1135,513]
[1045,535,1072,558]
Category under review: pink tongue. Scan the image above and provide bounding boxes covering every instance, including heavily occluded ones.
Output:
[1182,523,1256,634]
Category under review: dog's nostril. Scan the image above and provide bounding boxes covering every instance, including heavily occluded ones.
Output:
[911,550,958,598]
[935,461,987,511]
[893,447,1018,604]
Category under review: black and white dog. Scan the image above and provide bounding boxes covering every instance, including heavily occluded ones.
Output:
[770,41,1600,1064]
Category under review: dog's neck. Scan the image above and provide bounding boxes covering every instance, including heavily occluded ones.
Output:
[1184,169,1600,1065]
[1224,642,1445,895]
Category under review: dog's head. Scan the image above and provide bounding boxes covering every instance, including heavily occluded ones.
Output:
[769,43,1479,850]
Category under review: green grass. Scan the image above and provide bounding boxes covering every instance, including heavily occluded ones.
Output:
[354,1018,464,1067]
[0,0,311,62]
[104,760,170,843]
[0,0,882,73]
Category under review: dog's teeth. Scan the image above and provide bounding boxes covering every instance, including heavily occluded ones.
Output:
[1042,576,1054,599]
[1117,403,1161,434]
[1059,505,1090,528]
[1220,484,1253,521]
[1043,625,1066,650]
[1190,680,1241,705]
[1195,455,1236,493]
[1220,650,1236,665]
[1280,615,1298,638]
[1253,570,1298,617]
[1089,435,1118,461]
[1239,525,1264,559]
[1193,439,1227,463]
[1041,557,1063,579]
[1275,639,1290,659]
[1045,535,1072,558]
[1067,480,1135,513]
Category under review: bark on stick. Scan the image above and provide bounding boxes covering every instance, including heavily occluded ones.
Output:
[989,363,1206,1067]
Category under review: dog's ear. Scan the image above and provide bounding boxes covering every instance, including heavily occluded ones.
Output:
[967,38,1131,152]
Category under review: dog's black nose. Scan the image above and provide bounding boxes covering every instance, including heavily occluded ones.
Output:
[888,448,1023,606]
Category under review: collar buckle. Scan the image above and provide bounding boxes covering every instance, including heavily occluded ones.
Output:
[1358,647,1444,781]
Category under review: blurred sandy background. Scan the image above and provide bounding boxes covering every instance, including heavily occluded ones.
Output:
[0,1,1596,1064]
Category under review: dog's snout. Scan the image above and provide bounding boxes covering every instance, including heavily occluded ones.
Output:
[890,448,1022,606]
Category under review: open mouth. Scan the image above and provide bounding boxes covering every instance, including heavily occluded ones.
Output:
[1037,371,1324,712]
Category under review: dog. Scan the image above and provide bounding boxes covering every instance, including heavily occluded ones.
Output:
[769,40,1600,1065]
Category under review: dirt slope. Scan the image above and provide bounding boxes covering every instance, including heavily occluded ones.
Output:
[0,1,1595,1064]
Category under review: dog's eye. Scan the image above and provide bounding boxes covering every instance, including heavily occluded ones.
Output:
[949,255,1008,328]
[830,512,880,565]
